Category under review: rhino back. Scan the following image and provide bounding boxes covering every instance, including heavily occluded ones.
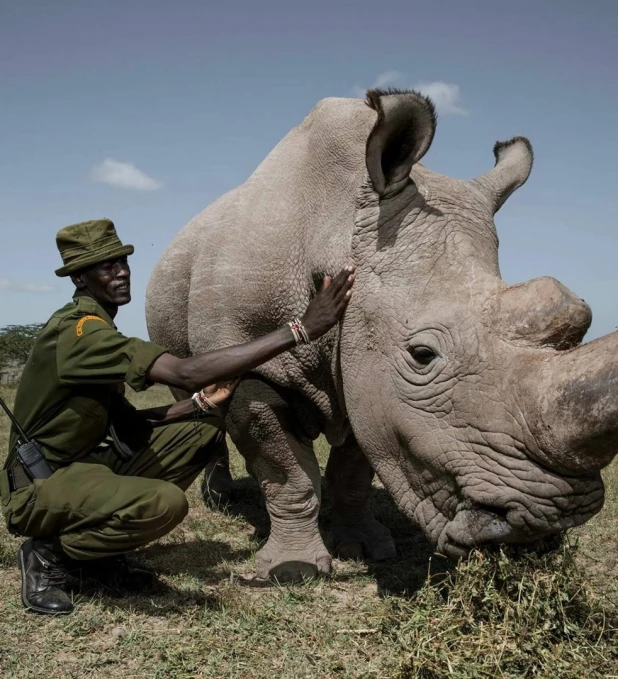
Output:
[147,97,374,406]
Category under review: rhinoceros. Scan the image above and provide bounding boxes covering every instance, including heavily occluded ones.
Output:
[146,88,617,581]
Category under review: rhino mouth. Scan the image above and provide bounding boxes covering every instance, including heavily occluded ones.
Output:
[435,500,590,560]
[437,505,517,559]
[420,453,608,560]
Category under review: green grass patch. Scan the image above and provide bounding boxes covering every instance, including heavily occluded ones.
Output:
[0,384,616,678]
[388,540,617,678]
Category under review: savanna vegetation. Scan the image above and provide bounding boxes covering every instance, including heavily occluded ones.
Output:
[0,324,43,373]
[0,384,616,678]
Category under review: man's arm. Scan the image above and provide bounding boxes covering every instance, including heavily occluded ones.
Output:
[147,267,355,393]
[136,399,196,426]
[136,381,238,426]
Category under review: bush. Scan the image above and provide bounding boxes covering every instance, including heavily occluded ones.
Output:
[0,324,43,373]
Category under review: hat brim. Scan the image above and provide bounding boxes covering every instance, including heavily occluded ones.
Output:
[55,244,135,277]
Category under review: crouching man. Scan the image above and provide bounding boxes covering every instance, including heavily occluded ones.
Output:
[0,219,354,615]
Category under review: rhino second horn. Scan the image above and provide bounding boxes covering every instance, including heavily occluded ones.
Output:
[471,136,534,213]
[487,277,592,350]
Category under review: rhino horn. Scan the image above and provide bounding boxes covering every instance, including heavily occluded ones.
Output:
[365,88,437,197]
[471,136,534,213]
[533,331,618,473]
[488,277,592,350]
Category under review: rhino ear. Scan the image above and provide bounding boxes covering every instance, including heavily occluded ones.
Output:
[365,88,437,197]
[471,137,534,213]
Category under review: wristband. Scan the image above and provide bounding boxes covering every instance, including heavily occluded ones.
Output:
[288,318,310,345]
[192,390,217,412]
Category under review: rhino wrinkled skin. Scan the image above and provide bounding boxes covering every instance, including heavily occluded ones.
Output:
[147,89,617,580]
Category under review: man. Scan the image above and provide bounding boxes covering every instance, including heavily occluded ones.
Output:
[0,219,354,615]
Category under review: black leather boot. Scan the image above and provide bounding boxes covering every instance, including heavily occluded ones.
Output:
[17,538,74,615]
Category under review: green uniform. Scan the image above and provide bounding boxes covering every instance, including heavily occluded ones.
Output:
[0,295,223,560]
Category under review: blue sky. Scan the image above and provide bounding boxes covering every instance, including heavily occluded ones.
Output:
[1,0,616,341]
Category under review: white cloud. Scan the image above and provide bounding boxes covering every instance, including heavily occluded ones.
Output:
[0,279,57,294]
[374,70,403,88]
[91,158,162,191]
[353,73,468,116]
[413,81,468,116]
[352,70,402,98]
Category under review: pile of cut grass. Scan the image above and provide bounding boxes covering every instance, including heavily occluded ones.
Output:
[385,539,618,678]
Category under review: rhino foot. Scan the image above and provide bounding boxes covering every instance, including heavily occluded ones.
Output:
[255,538,332,583]
[329,515,397,562]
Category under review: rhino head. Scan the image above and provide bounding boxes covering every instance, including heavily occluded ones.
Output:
[340,89,615,558]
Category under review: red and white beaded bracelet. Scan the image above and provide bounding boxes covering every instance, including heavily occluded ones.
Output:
[288,317,310,345]
[192,390,217,412]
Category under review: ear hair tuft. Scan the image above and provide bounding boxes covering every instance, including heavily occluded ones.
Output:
[471,136,534,213]
[366,88,437,130]
[493,136,534,165]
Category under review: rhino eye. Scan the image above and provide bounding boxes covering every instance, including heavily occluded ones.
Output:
[409,346,437,366]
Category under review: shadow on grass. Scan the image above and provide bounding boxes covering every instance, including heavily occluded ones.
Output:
[214,476,270,540]
[321,485,452,598]
[364,487,452,597]
[74,576,224,617]
[144,538,252,579]
[66,475,453,616]
[73,538,253,617]
[207,476,452,599]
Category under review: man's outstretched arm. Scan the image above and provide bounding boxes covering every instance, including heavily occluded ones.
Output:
[147,267,355,393]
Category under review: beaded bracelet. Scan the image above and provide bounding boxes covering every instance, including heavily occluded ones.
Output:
[192,390,217,412]
[288,317,310,345]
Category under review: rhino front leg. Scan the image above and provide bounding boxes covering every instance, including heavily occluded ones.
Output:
[226,377,331,582]
[326,435,396,561]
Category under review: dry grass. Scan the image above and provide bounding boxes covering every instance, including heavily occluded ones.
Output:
[391,541,618,678]
[0,384,616,678]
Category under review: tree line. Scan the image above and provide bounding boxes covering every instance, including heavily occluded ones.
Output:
[0,323,43,374]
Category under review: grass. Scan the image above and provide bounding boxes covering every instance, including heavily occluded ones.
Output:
[0,384,616,678]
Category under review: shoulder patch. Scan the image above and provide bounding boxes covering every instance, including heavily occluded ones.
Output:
[76,315,107,337]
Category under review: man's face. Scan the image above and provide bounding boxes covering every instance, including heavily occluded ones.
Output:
[72,256,131,307]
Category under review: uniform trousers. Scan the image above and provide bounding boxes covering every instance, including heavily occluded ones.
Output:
[1,419,224,560]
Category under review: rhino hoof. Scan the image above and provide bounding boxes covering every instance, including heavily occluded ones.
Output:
[333,538,396,562]
[334,542,365,561]
[201,465,234,509]
[269,561,320,583]
[330,520,397,562]
[256,543,332,582]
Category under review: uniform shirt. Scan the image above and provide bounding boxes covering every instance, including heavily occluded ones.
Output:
[9,295,167,465]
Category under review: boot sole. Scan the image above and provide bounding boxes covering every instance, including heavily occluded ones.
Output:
[17,548,73,616]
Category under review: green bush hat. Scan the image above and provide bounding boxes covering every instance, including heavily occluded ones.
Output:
[55,219,134,277]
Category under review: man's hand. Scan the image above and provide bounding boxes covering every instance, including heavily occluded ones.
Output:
[201,379,241,407]
[140,379,240,426]
[301,266,355,341]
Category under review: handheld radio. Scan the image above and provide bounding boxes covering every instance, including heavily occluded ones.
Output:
[0,394,53,479]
